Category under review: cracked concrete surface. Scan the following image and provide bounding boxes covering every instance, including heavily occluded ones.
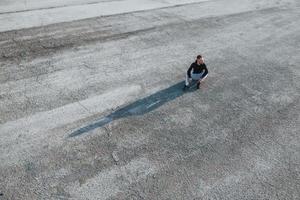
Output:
[0,0,300,199]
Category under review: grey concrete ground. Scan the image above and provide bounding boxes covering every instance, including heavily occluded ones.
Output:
[0,0,300,199]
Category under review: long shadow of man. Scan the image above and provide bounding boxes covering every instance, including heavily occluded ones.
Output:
[69,81,197,137]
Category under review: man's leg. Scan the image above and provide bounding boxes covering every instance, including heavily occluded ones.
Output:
[196,74,208,89]
[199,74,208,82]
[185,73,190,86]
[183,73,191,90]
[196,81,201,89]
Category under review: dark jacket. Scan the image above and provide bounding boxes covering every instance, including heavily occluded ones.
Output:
[187,61,208,78]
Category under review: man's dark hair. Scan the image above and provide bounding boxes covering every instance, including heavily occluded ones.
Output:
[197,55,202,59]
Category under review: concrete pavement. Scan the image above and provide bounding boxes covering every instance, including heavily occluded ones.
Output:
[0,0,300,199]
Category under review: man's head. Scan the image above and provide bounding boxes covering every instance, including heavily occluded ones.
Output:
[196,55,204,64]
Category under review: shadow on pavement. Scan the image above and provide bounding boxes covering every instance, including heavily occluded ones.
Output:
[69,81,197,137]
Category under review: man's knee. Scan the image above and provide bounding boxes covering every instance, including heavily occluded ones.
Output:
[200,74,208,82]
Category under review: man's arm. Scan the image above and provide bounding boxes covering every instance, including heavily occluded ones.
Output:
[187,64,193,78]
[202,64,208,78]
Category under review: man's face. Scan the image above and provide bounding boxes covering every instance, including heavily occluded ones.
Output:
[197,57,204,64]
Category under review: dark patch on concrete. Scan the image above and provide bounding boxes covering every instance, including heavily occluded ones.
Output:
[69,81,199,137]
[0,27,156,61]
[0,5,282,61]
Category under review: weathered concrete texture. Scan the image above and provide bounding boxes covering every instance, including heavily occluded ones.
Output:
[0,0,300,199]
[0,0,210,32]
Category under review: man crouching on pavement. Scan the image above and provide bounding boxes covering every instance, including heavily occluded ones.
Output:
[183,55,208,90]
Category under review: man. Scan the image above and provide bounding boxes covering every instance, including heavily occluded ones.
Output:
[183,55,208,90]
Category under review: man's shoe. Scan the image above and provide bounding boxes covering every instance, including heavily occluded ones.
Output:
[196,82,200,89]
[183,85,189,91]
